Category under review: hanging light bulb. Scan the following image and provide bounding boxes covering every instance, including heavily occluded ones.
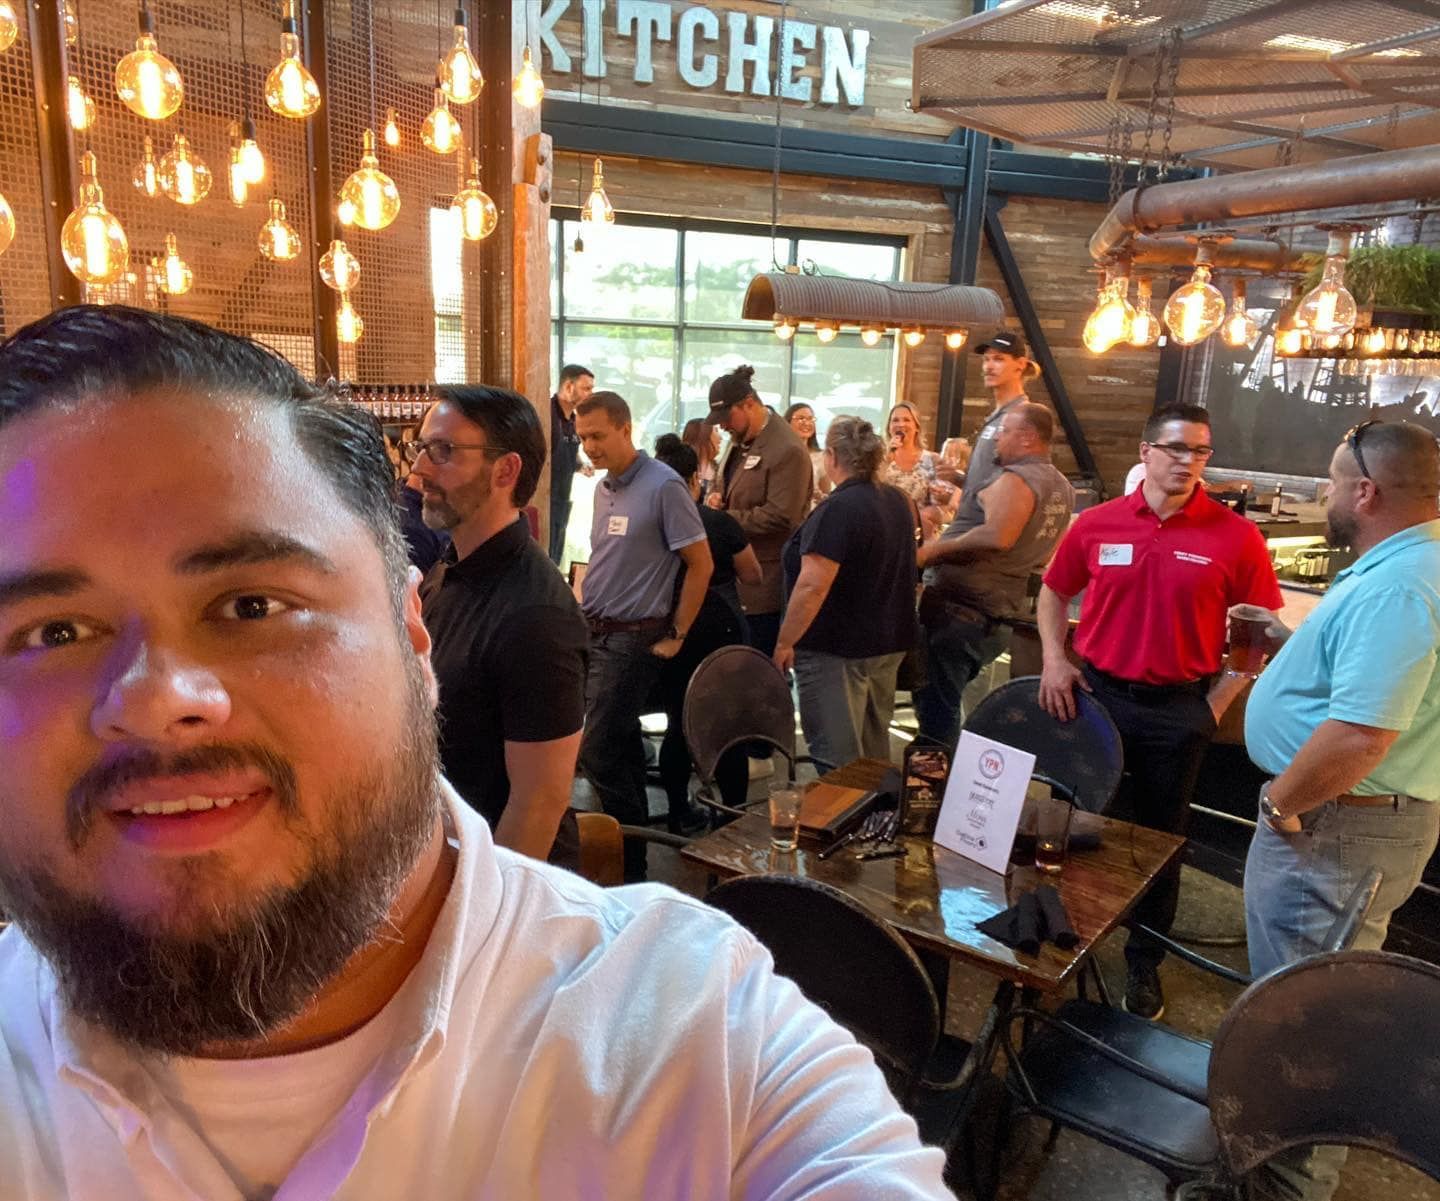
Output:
[265,0,321,118]
[336,196,357,227]
[339,129,401,231]
[903,327,926,348]
[1127,277,1161,348]
[1275,326,1304,356]
[945,329,968,351]
[319,238,360,292]
[572,232,585,255]
[132,135,160,198]
[1082,269,1135,354]
[421,89,462,155]
[1162,246,1227,346]
[816,321,839,344]
[235,116,265,185]
[158,134,211,206]
[258,197,301,261]
[1297,228,1360,339]
[1221,279,1259,349]
[337,292,363,343]
[0,186,14,256]
[61,151,129,285]
[514,46,544,108]
[227,146,248,206]
[67,74,95,131]
[155,231,192,295]
[773,315,796,341]
[383,106,401,148]
[451,158,497,242]
[0,2,18,53]
[860,325,883,347]
[580,158,615,225]
[114,3,184,121]
[437,6,482,104]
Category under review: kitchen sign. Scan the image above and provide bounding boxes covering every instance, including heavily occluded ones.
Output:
[538,0,871,105]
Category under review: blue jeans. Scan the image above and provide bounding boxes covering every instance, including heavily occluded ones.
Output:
[794,649,905,771]
[913,595,1010,752]
[579,628,665,880]
[1244,793,1440,1200]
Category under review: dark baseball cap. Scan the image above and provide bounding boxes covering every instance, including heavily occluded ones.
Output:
[974,330,1028,357]
[704,394,737,424]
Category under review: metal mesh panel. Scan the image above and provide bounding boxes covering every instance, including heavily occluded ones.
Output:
[0,17,57,333]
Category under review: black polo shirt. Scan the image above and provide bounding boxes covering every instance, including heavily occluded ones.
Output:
[421,514,588,827]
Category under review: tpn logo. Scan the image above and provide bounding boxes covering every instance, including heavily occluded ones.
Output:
[978,749,1005,780]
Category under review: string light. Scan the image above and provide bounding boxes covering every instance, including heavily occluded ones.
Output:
[61,151,129,285]
[132,135,160,198]
[903,327,926,348]
[339,129,400,231]
[337,293,363,343]
[815,321,839,344]
[156,231,192,295]
[115,2,184,121]
[67,75,95,131]
[1127,277,1161,347]
[158,134,211,206]
[1298,228,1359,339]
[1220,279,1259,349]
[945,329,968,351]
[860,325,883,347]
[0,2,17,52]
[773,315,796,341]
[452,158,497,241]
[1162,245,1226,346]
[265,0,320,118]
[514,46,544,108]
[421,88,462,154]
[258,197,302,261]
[383,106,401,148]
[437,6,482,104]
[581,158,615,225]
[319,238,360,292]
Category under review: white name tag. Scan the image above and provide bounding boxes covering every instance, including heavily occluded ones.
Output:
[743,454,762,470]
[1099,543,1133,566]
[978,426,998,441]
[607,515,629,537]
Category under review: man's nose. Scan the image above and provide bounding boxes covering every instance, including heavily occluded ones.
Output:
[90,631,231,744]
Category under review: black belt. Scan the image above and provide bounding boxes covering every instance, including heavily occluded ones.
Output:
[587,615,668,635]
[1083,662,1211,699]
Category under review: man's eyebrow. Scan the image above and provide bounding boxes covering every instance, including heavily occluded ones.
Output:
[0,568,90,611]
[174,532,341,576]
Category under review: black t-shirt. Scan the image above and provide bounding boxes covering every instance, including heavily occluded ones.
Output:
[699,503,747,605]
[781,478,917,658]
[421,515,588,826]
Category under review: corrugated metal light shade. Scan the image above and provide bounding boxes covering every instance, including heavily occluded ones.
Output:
[742,272,1005,330]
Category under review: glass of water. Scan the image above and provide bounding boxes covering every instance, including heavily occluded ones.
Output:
[768,786,804,852]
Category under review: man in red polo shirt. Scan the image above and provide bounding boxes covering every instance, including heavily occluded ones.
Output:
[1038,404,1281,1020]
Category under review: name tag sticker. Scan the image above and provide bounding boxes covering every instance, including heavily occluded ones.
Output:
[1098,543,1133,566]
[743,454,762,470]
[607,515,629,536]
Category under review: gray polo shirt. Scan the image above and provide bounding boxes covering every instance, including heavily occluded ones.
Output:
[584,451,707,622]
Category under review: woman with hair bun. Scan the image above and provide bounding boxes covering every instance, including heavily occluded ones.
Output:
[774,416,919,769]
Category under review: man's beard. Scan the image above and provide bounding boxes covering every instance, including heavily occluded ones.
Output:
[0,661,442,1057]
[1326,507,1357,549]
[421,471,490,532]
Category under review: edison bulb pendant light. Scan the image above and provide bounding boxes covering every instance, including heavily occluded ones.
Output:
[816,321,839,344]
[1221,280,1259,349]
[156,231,192,295]
[67,74,95,131]
[258,197,301,261]
[903,327,926,348]
[1162,250,1227,346]
[339,130,401,231]
[421,89,462,155]
[319,238,360,292]
[158,134,211,206]
[437,7,482,104]
[115,5,184,121]
[580,158,615,225]
[0,187,14,256]
[383,106,401,148]
[1083,274,1135,354]
[236,116,265,185]
[860,325,883,347]
[1275,326,1303,356]
[265,1,320,118]
[1127,277,1161,348]
[337,293,363,343]
[514,46,544,108]
[336,196,357,227]
[773,315,796,341]
[1298,229,1359,339]
[61,151,129,285]
[451,158,497,242]
[945,329,968,351]
[132,135,160,198]
[227,147,248,206]
[0,2,17,53]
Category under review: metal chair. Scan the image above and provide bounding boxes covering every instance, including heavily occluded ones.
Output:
[999,867,1383,1193]
[682,645,833,819]
[962,675,1124,814]
[574,812,691,887]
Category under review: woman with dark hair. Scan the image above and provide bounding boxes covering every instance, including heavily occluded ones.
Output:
[653,433,762,826]
[681,416,720,501]
[785,403,832,508]
[775,417,919,769]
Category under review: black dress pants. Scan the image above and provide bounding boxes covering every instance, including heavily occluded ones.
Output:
[1082,664,1218,972]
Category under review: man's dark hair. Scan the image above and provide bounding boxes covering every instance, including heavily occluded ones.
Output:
[0,305,408,594]
[576,389,631,427]
[434,384,546,507]
[559,363,593,388]
[1143,403,1211,444]
[1358,421,1440,500]
[654,432,698,481]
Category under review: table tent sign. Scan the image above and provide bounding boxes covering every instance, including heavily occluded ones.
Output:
[934,731,1036,875]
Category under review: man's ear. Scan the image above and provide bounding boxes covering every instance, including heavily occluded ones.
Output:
[403,566,438,708]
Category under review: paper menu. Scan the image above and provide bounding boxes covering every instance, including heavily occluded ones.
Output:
[932,731,1036,875]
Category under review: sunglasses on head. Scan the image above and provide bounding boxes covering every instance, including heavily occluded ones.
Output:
[1345,419,1381,481]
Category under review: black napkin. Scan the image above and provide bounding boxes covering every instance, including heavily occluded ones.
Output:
[977,886,1078,954]
[1035,884,1078,950]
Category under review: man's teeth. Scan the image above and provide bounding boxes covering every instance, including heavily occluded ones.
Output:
[128,795,242,816]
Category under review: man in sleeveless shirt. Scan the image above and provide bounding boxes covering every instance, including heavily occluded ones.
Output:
[915,402,1074,750]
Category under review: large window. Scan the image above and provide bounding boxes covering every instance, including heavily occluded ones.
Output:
[550,216,904,442]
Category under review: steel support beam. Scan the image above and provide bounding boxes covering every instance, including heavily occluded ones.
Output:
[937,129,993,439]
[28,0,79,310]
[301,0,338,378]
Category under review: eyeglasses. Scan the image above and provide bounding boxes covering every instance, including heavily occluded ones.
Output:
[1346,419,1381,481]
[402,437,507,467]
[1147,441,1215,462]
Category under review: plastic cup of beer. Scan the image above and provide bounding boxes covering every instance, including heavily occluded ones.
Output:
[1034,794,1073,874]
[1227,604,1272,677]
[769,786,804,852]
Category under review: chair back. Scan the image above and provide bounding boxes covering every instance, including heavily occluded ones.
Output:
[962,675,1123,813]
[1208,950,1440,1183]
[683,645,796,784]
[575,812,624,886]
[705,874,940,1095]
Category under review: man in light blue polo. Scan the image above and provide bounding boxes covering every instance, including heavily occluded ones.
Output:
[575,390,712,880]
[1243,420,1439,1201]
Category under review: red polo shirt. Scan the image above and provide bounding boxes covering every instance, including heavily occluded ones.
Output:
[1043,485,1282,685]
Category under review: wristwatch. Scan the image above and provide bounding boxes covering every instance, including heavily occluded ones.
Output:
[1258,781,1287,825]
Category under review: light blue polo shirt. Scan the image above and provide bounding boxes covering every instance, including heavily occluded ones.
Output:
[1246,519,1440,800]
[583,451,707,623]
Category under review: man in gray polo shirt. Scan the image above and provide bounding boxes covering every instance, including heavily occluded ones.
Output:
[575,391,713,880]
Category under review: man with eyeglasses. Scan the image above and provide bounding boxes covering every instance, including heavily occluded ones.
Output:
[1039,403,1282,1021]
[1240,420,1439,1201]
[410,388,589,864]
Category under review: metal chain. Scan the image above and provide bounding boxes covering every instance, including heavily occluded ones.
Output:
[1104,114,1122,206]
[1385,104,1401,148]
[1158,28,1182,180]
[1136,33,1169,182]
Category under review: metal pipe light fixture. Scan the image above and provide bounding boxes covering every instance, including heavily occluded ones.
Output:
[115,2,184,121]
[265,0,320,118]
[61,151,129,285]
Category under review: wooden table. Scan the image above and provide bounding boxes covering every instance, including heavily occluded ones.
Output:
[683,759,1185,996]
